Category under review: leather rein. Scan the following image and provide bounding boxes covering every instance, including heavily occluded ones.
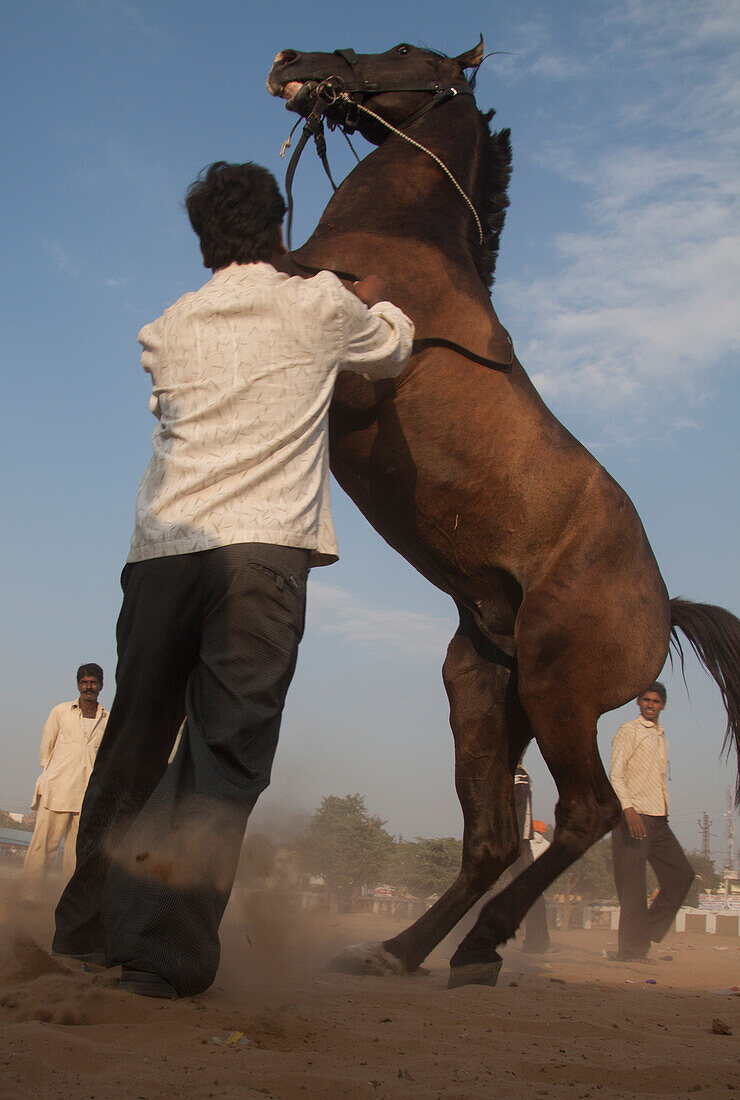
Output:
[280,51,513,374]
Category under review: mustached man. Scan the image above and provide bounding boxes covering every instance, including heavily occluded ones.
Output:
[22,664,107,897]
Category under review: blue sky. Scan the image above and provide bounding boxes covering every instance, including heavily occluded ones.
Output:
[1,1,738,865]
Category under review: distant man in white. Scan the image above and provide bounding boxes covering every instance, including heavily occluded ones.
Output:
[22,664,108,893]
[607,681,694,960]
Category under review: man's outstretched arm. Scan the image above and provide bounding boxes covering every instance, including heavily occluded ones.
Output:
[339,275,415,381]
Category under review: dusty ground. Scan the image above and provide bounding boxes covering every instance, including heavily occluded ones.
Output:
[0,877,738,1099]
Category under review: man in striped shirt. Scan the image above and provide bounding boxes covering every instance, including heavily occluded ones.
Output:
[607,682,694,961]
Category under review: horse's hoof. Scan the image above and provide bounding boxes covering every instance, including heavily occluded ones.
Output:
[327,942,407,977]
[447,957,503,988]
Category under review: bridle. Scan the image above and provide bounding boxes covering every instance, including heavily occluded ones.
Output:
[280,48,482,250]
[279,49,513,375]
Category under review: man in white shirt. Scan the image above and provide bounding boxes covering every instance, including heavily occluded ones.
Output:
[22,665,107,897]
[53,161,414,998]
[608,682,694,960]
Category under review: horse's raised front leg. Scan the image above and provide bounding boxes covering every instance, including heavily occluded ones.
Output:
[329,607,530,978]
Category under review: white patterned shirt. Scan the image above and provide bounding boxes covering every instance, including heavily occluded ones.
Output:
[609,715,669,816]
[128,263,415,567]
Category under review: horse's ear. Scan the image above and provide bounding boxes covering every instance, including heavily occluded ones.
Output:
[454,35,484,72]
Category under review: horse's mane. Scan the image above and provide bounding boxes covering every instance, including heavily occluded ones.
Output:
[475,109,512,290]
[417,46,512,288]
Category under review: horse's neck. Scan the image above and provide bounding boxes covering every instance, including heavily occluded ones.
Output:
[308,98,482,257]
[299,98,511,369]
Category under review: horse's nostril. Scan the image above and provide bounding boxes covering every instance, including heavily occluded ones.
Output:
[277,49,299,66]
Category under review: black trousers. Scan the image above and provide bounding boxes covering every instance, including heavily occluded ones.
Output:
[611,813,694,958]
[507,774,549,953]
[54,543,308,996]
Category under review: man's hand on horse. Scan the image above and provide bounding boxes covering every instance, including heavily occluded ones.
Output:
[351,275,387,307]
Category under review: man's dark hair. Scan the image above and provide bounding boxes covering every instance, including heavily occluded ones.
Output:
[642,681,667,702]
[185,161,287,270]
[77,663,103,684]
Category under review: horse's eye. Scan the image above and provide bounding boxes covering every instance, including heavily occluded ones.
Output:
[396,45,410,56]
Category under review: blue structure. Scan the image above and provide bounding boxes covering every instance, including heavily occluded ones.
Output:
[0,827,32,853]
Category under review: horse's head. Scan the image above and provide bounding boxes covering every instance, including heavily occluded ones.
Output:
[267,39,484,144]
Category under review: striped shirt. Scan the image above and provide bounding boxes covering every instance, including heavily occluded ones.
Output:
[609,715,669,816]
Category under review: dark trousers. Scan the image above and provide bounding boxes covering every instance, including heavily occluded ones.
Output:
[611,813,694,958]
[54,543,308,996]
[509,776,549,953]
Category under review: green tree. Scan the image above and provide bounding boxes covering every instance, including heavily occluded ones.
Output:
[548,837,616,903]
[383,837,463,898]
[683,850,719,907]
[295,794,394,899]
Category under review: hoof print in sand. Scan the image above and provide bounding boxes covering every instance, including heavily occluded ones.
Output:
[328,942,406,976]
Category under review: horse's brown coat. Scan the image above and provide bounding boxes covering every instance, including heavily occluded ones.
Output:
[267,42,740,983]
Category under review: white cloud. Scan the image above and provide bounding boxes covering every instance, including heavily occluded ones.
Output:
[499,2,740,419]
[487,23,592,86]
[71,0,167,45]
[307,581,456,657]
[528,53,588,81]
[42,239,132,293]
[42,239,80,277]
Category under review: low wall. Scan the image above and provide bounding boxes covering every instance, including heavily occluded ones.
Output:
[674,907,740,936]
[285,892,740,934]
[577,905,740,936]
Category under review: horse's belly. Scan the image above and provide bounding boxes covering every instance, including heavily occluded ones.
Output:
[330,378,592,586]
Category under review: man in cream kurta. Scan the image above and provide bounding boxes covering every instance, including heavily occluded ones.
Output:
[608,682,694,960]
[23,665,107,895]
[54,161,415,998]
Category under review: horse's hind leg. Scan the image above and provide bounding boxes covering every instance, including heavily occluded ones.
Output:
[448,708,618,984]
[329,606,530,977]
[449,571,666,984]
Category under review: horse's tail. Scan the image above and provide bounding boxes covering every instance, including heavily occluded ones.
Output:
[670,597,740,805]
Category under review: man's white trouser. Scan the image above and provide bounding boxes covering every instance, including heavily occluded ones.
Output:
[22,806,78,893]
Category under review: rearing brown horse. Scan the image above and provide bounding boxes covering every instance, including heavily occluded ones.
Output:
[266,39,740,986]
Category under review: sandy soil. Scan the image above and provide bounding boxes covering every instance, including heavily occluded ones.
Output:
[1,879,738,1099]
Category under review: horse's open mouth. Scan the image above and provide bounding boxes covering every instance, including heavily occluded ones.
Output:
[266,75,318,116]
[279,80,304,102]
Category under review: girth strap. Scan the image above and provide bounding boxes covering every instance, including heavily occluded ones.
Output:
[411,336,512,372]
[288,256,513,373]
